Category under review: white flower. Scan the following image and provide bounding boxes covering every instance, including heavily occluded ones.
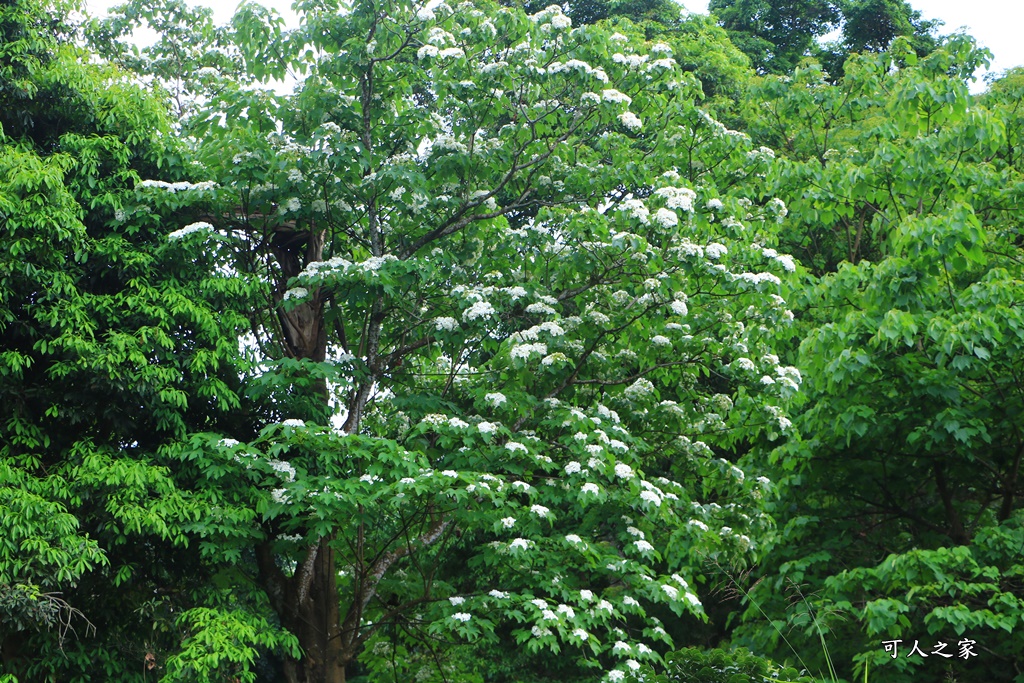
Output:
[640,490,662,506]
[512,480,531,491]
[626,660,640,671]
[610,32,628,42]
[623,378,655,400]
[654,186,696,211]
[661,584,678,600]
[463,301,495,321]
[654,208,678,228]
[622,596,639,607]
[417,45,439,59]
[651,42,672,54]
[705,242,728,259]
[442,470,458,477]
[489,590,508,599]
[530,504,550,517]
[614,463,635,479]
[684,592,701,606]
[510,342,547,359]
[478,421,497,434]
[400,477,416,484]
[168,221,213,240]
[283,287,308,301]
[450,596,465,605]
[767,197,788,216]
[271,488,289,504]
[565,534,583,544]
[500,517,516,529]
[651,335,671,347]
[531,599,548,609]
[509,538,531,551]
[525,302,557,315]
[572,628,589,640]
[626,526,644,538]
[618,111,642,131]
[438,47,465,59]
[538,321,564,337]
[282,419,305,427]
[613,641,632,653]
[219,438,240,447]
[435,316,459,331]
[504,286,528,300]
[733,357,755,371]
[635,540,654,553]
[416,6,435,20]
[688,519,709,532]
[597,599,614,612]
[608,671,625,682]
[612,53,649,68]
[706,198,724,210]
[579,589,594,601]
[551,13,571,29]
[760,375,775,385]
[505,442,528,453]
[269,459,297,481]
[602,89,632,105]
[669,300,688,316]
[451,612,471,622]
[581,483,600,495]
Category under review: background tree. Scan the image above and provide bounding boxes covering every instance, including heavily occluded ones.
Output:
[708,0,840,74]
[1,0,291,679]
[731,36,1024,683]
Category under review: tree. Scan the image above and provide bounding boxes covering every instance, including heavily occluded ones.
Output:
[90,0,805,681]
[816,0,941,79]
[732,37,1024,683]
[708,0,840,74]
[1,0,293,679]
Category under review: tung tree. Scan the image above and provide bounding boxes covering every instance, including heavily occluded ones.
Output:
[118,1,803,681]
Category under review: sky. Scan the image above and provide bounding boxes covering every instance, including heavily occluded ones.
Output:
[83,0,1024,88]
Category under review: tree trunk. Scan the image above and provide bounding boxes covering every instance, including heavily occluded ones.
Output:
[263,224,349,682]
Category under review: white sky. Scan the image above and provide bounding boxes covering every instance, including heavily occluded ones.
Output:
[84,0,1023,87]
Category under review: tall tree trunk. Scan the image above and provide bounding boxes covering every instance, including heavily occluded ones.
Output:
[263,224,349,682]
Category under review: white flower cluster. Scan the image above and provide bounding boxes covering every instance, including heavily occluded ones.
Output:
[654,186,696,211]
[138,179,217,193]
[548,59,608,83]
[168,222,213,241]
[435,316,459,331]
[485,392,507,406]
[619,198,649,224]
[601,89,632,105]
[618,111,643,131]
[283,287,308,301]
[463,301,496,321]
[268,459,296,481]
[612,53,648,69]
[510,342,547,359]
[653,208,678,228]
[623,378,655,400]
[762,247,796,272]
[705,242,728,260]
